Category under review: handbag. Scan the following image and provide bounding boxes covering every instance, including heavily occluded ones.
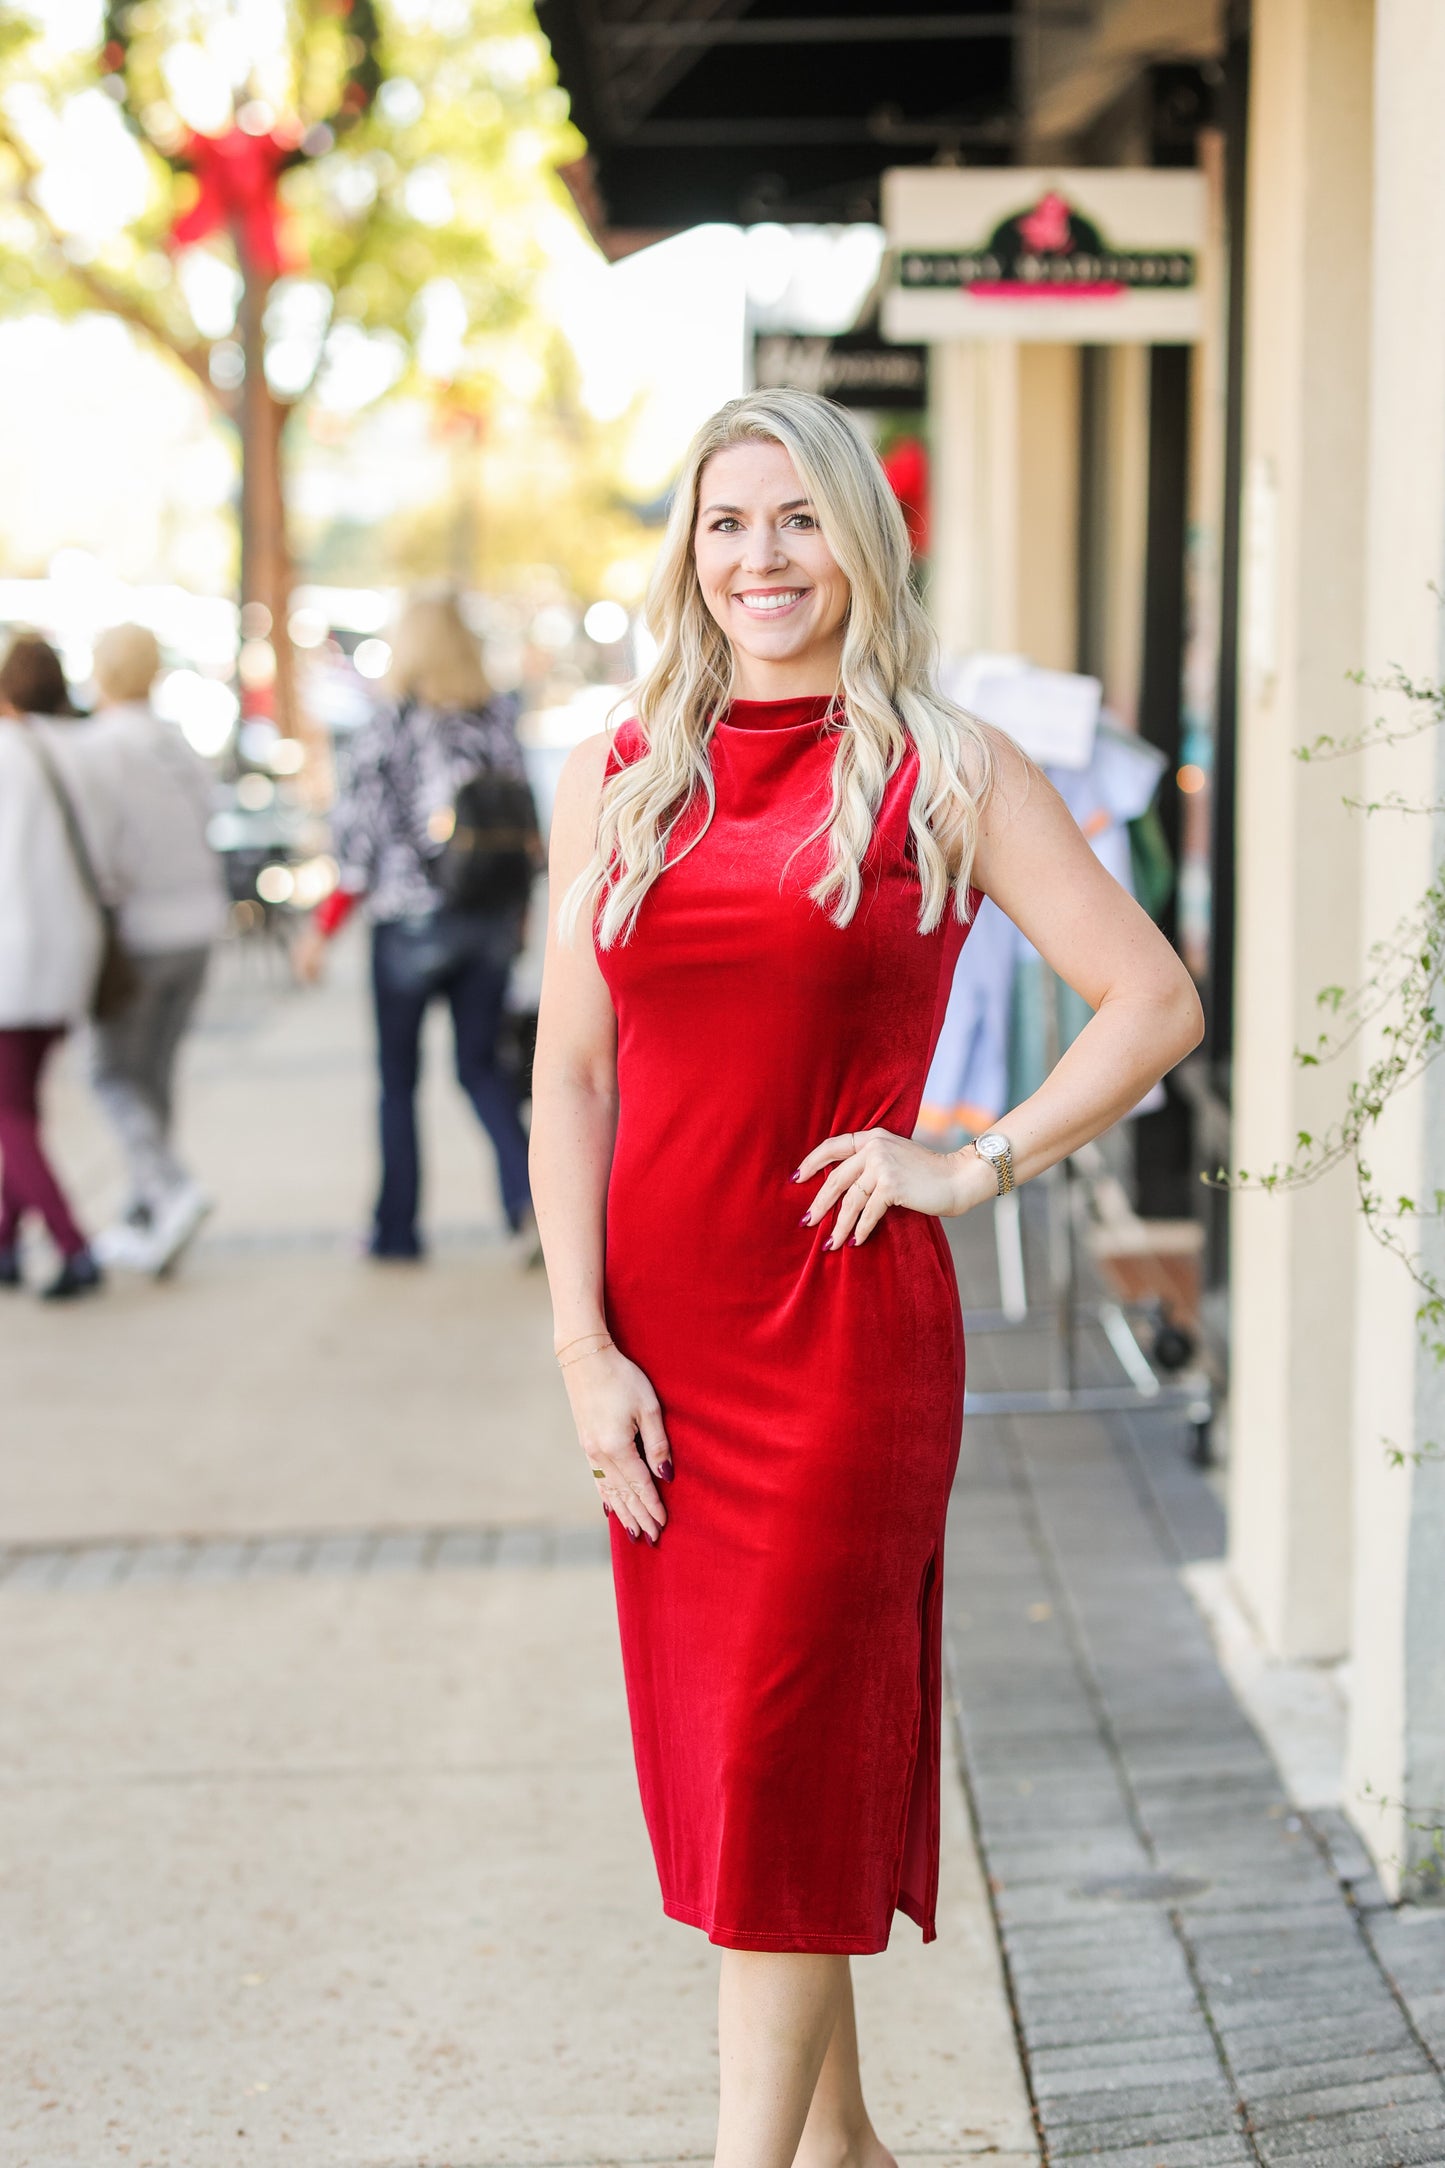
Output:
[427,764,541,912]
[26,726,138,1023]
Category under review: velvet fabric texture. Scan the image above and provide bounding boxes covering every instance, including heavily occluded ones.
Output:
[595,694,979,1953]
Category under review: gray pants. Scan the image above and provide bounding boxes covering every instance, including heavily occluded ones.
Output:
[90,946,210,1211]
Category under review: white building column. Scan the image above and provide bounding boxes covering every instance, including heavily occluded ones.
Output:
[1348,0,1445,1897]
[1227,0,1374,1658]
[927,343,987,660]
[926,342,1078,670]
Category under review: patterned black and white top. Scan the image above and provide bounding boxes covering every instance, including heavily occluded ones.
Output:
[330,694,528,923]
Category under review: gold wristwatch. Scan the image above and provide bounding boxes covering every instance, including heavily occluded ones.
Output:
[973,1131,1015,1195]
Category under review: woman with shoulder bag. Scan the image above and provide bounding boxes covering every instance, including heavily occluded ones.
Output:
[294,593,541,1263]
[0,635,106,1299]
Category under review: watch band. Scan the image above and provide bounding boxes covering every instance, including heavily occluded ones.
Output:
[975,1132,1015,1195]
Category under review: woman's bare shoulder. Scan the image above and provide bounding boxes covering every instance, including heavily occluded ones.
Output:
[558,717,646,799]
[559,730,610,788]
[955,718,1032,825]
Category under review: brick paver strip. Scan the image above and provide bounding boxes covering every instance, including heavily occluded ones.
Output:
[943,1210,1445,2167]
[0,1521,609,1588]
[1080,2140,1255,2168]
[310,1530,376,1574]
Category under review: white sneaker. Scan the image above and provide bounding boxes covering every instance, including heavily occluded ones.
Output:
[143,1183,213,1278]
[92,1221,156,1272]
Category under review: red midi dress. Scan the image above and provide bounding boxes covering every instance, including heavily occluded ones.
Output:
[594,693,979,1954]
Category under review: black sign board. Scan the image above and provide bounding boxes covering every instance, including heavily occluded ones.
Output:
[752,331,928,411]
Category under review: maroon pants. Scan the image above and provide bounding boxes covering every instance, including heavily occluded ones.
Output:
[0,1027,86,1257]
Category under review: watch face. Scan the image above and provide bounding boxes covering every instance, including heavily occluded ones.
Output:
[976,1132,1007,1161]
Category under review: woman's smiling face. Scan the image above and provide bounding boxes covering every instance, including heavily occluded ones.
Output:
[693,438,851,697]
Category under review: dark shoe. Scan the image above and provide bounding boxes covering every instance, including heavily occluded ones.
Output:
[0,1247,21,1289]
[366,1233,424,1262]
[41,1249,104,1301]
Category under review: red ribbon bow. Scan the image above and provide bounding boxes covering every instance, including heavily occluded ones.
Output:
[171,127,299,275]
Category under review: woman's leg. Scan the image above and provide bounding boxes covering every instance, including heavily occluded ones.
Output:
[792,1965,896,2168]
[135,946,209,1170]
[445,928,532,1227]
[91,957,173,1213]
[0,1028,88,1257]
[715,1950,848,2168]
[370,927,429,1255]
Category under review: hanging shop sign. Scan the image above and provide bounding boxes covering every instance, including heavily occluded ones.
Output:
[882,168,1207,345]
[752,330,928,410]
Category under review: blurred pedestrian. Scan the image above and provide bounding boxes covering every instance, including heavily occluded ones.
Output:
[81,624,228,1276]
[0,635,104,1299]
[294,594,541,1262]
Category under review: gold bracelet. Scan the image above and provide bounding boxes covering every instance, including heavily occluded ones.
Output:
[558,1337,614,1371]
[554,1330,611,1362]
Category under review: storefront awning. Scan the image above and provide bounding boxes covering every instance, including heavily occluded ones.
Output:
[536,0,1027,250]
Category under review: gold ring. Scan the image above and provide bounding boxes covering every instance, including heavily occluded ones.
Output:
[590,1468,605,1481]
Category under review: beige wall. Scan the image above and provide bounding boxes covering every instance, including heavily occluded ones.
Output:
[1096,346,1150,730]
[928,344,1002,659]
[1346,0,1445,1896]
[1227,0,1374,1659]
[927,343,1079,671]
[1015,346,1080,673]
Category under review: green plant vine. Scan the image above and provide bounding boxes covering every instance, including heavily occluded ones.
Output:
[1360,1783,1445,1897]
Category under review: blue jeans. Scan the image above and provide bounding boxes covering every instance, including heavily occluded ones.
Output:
[370,911,531,1255]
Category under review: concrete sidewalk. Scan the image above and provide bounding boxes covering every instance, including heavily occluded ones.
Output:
[1,934,1038,2168]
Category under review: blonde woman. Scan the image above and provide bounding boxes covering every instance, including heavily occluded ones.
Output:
[83,624,228,1277]
[529,390,1202,2168]
[299,594,539,1260]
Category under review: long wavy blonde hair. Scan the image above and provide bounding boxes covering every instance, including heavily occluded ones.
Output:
[564,389,994,948]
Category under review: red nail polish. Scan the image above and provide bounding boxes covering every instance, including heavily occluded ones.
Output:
[849,1236,860,1247]
[799,1214,812,1227]
[627,1525,640,1543]
[790,1170,802,1182]
[659,1458,675,1482]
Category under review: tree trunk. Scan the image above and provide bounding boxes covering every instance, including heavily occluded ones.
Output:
[237,260,299,741]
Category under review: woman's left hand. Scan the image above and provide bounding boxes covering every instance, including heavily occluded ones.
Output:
[795,1128,984,1249]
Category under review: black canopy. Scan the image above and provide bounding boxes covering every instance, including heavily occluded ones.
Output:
[537,0,1034,242]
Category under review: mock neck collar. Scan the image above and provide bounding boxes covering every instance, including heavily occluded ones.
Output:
[716,694,841,733]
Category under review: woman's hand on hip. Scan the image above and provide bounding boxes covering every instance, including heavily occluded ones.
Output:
[795,1128,988,1248]
[562,1346,672,1543]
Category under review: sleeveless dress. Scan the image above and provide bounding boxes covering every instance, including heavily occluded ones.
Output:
[594,694,980,1954]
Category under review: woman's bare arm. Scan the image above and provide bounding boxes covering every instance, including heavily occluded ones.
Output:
[529,733,672,1541]
[800,727,1205,1243]
[961,727,1204,1193]
[529,732,619,1348]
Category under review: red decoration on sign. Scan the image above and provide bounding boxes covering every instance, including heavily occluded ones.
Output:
[1018,190,1073,254]
[171,128,299,275]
